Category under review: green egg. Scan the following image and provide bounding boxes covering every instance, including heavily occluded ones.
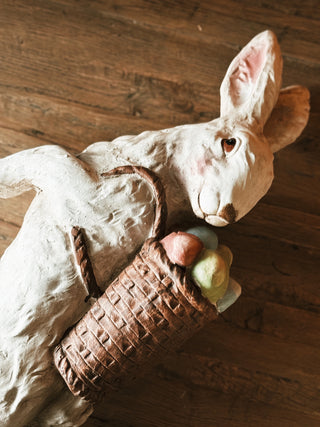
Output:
[191,248,229,303]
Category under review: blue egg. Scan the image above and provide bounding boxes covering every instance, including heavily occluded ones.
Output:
[186,226,218,250]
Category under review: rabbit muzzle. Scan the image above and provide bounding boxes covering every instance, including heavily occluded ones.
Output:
[203,207,236,227]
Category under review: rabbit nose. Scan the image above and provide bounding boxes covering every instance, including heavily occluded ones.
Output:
[218,203,237,224]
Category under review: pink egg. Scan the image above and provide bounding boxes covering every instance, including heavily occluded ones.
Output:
[160,231,204,267]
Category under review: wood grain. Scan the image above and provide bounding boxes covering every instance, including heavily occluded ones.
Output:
[0,1,319,425]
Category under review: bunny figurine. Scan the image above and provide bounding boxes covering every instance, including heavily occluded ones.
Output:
[0,30,310,426]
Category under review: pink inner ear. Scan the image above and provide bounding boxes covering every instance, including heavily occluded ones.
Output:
[230,43,267,106]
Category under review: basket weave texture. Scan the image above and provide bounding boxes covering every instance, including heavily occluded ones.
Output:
[54,238,217,402]
[54,166,218,403]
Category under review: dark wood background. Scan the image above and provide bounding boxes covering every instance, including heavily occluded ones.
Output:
[0,1,319,426]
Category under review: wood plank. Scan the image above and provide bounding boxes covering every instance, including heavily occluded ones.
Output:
[0,1,318,426]
[85,298,320,424]
[0,91,166,152]
[263,143,320,216]
[218,232,320,313]
[161,350,320,417]
[83,0,320,63]
[166,320,320,421]
[185,319,320,378]
[0,1,225,100]
[223,296,320,348]
[0,127,48,157]
[0,0,318,117]
[0,192,34,231]
[226,201,320,251]
[85,375,320,427]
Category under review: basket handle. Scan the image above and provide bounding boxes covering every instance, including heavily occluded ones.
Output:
[101,165,167,240]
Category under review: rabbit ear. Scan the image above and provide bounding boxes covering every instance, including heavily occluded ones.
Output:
[264,85,310,153]
[220,30,282,128]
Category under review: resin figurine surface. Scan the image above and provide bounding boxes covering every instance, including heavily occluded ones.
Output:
[0,31,309,426]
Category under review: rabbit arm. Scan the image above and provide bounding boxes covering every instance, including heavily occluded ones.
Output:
[0,144,96,198]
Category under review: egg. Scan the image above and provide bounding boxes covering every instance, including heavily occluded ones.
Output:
[186,226,218,250]
[216,244,233,267]
[160,231,204,267]
[191,245,232,303]
[216,277,242,313]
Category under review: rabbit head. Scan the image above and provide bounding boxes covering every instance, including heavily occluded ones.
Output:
[177,30,310,227]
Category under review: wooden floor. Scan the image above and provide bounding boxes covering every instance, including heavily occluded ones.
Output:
[0,1,319,426]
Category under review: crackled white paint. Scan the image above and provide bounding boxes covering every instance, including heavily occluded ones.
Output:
[0,31,310,426]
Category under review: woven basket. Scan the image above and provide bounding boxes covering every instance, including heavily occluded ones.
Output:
[54,166,218,403]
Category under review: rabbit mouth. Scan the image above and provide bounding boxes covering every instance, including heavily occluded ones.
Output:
[196,197,229,227]
[204,214,230,227]
[203,204,237,227]
[197,191,237,227]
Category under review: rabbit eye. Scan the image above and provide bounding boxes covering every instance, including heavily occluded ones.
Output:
[221,138,237,154]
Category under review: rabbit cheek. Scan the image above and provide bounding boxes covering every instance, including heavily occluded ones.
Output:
[190,157,210,176]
